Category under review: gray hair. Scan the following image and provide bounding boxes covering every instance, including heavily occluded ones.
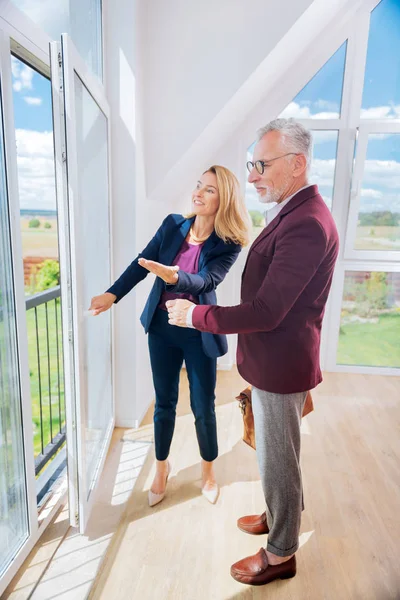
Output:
[256,118,312,169]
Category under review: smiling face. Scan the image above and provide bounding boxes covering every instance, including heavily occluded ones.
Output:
[248,130,307,204]
[191,171,220,217]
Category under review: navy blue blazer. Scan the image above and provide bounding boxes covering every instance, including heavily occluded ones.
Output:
[107,214,242,358]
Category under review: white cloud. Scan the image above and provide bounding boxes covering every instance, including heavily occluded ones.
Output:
[310,158,336,188]
[23,96,43,106]
[12,58,34,92]
[11,56,19,78]
[313,100,340,112]
[364,159,400,190]
[360,105,400,119]
[279,102,339,120]
[358,160,400,213]
[360,106,391,118]
[361,188,383,199]
[15,129,57,211]
[280,101,400,122]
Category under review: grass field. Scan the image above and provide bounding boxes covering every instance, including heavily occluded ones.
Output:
[21,216,59,259]
[337,313,400,367]
[355,225,400,251]
[25,300,65,457]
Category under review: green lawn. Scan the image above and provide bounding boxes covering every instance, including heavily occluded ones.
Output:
[26,299,65,457]
[337,313,400,367]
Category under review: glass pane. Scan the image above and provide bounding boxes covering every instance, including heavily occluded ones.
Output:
[74,74,112,496]
[337,271,400,367]
[361,0,400,118]
[310,130,339,211]
[245,130,338,239]
[355,133,400,251]
[11,56,59,286]
[11,0,103,79]
[12,56,66,489]
[280,43,347,119]
[0,103,29,575]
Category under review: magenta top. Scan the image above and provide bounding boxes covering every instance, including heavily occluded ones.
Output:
[158,239,204,311]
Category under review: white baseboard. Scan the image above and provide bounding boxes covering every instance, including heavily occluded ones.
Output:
[115,419,141,429]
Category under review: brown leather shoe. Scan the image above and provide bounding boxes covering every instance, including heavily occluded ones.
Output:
[237,511,269,535]
[230,548,296,586]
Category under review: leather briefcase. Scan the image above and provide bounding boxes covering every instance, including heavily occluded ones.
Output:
[236,386,314,450]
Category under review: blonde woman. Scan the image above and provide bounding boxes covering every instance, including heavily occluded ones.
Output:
[90,166,249,506]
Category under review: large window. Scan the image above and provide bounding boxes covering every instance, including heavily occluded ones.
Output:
[11,0,103,79]
[244,0,400,374]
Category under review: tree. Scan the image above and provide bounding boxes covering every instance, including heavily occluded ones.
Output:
[29,218,40,228]
[350,272,390,317]
[36,259,60,291]
[249,210,264,228]
[44,222,52,229]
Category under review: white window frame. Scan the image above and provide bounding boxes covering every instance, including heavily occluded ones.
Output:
[51,33,115,533]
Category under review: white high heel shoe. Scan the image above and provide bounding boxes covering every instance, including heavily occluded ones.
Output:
[148,461,171,507]
[201,482,219,504]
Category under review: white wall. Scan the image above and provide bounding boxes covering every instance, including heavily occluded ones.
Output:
[141,0,314,196]
[103,0,157,427]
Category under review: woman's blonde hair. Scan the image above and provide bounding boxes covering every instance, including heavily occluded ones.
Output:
[188,165,251,247]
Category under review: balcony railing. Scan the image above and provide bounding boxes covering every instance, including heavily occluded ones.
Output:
[25,286,66,479]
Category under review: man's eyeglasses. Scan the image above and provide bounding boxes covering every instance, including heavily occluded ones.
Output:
[246,152,300,175]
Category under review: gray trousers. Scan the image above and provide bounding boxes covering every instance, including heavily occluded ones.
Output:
[252,387,307,557]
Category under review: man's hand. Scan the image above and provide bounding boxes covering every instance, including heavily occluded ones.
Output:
[138,258,179,284]
[166,299,194,327]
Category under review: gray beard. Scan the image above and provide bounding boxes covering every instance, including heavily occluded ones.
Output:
[260,183,288,204]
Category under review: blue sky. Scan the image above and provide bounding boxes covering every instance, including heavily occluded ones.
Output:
[362,0,400,113]
[12,56,57,212]
[12,59,52,133]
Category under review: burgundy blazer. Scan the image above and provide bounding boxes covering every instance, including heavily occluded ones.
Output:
[192,185,339,394]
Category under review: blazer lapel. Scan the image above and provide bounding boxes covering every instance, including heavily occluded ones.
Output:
[251,185,319,253]
[199,231,219,269]
[165,217,194,265]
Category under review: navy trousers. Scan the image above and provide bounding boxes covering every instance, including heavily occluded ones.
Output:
[148,308,218,462]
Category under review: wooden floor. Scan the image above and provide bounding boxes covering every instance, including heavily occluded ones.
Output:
[90,369,400,600]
